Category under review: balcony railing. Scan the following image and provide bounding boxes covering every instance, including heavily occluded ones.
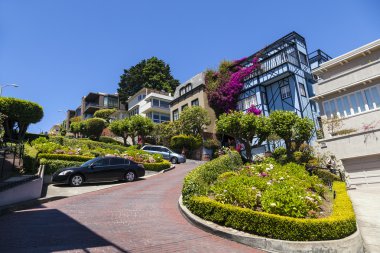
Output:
[244,49,300,81]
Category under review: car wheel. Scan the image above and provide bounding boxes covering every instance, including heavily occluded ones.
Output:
[170,157,178,164]
[70,174,84,187]
[125,171,136,182]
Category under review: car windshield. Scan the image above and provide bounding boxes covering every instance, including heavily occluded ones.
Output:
[81,157,101,167]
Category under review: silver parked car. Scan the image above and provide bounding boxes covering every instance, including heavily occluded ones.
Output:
[141,145,186,164]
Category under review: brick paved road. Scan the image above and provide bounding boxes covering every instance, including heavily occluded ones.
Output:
[0,162,263,253]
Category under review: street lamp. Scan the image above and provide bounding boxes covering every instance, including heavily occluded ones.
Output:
[0,84,19,96]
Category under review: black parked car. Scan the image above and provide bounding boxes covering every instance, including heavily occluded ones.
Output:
[52,156,145,186]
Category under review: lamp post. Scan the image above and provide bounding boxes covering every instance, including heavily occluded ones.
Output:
[0,84,19,96]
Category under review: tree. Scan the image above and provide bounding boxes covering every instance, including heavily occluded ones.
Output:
[170,134,202,154]
[70,121,86,138]
[216,111,271,161]
[118,57,180,104]
[293,117,314,151]
[129,115,154,145]
[178,106,211,137]
[94,109,117,123]
[109,118,131,146]
[269,111,315,159]
[0,97,44,141]
[152,121,180,146]
[83,118,106,140]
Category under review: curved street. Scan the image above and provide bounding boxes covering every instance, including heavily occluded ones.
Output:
[0,162,262,253]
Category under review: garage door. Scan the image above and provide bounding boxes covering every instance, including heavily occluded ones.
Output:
[343,154,380,185]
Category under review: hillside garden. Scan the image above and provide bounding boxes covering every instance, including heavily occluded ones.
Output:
[24,136,171,174]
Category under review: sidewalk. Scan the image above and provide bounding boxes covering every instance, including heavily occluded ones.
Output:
[41,169,160,200]
[348,184,380,253]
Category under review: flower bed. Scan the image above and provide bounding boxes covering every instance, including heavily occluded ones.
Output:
[182,152,356,241]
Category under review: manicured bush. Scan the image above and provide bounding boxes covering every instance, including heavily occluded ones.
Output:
[0,97,44,141]
[38,153,93,162]
[171,134,202,152]
[23,144,39,174]
[313,169,341,185]
[83,118,106,140]
[182,151,242,202]
[99,136,123,145]
[142,160,171,171]
[203,138,221,150]
[39,158,83,174]
[187,182,356,241]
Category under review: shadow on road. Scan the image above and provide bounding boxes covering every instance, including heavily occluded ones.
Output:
[0,208,130,252]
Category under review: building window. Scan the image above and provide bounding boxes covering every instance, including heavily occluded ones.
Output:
[281,85,291,99]
[191,99,199,106]
[152,99,160,107]
[299,83,306,97]
[160,100,170,108]
[138,94,146,101]
[179,87,185,96]
[299,52,308,65]
[323,84,380,118]
[172,109,179,121]
[181,104,188,111]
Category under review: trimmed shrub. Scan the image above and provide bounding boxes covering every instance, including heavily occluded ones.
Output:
[182,151,242,202]
[313,169,341,185]
[171,134,202,152]
[142,160,171,171]
[187,182,356,241]
[23,144,39,174]
[39,158,82,174]
[38,153,93,162]
[99,136,123,145]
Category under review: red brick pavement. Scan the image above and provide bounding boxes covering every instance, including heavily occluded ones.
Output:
[0,162,264,253]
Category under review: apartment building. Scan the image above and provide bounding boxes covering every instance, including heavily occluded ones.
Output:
[312,39,380,174]
[170,72,217,136]
[66,92,126,130]
[126,88,173,123]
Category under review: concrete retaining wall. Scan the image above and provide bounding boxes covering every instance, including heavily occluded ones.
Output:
[0,177,43,207]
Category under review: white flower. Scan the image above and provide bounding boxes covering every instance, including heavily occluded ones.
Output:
[223,189,227,193]
[279,177,284,180]
[270,203,276,207]
[251,186,256,190]
[305,196,314,201]
[267,181,272,185]
[269,164,274,169]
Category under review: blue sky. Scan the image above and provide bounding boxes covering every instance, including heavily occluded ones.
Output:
[0,0,379,133]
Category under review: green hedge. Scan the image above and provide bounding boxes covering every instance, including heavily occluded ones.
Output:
[182,153,356,241]
[187,182,356,241]
[49,136,129,152]
[313,169,342,185]
[142,160,171,171]
[38,153,93,162]
[182,151,242,203]
[39,158,83,175]
[23,144,40,174]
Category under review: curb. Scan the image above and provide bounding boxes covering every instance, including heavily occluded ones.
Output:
[162,164,176,173]
[178,195,364,253]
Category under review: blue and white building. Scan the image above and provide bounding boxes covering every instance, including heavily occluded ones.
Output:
[235,32,331,151]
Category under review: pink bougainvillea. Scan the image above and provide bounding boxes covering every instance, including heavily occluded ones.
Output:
[247,104,261,115]
[207,57,260,115]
